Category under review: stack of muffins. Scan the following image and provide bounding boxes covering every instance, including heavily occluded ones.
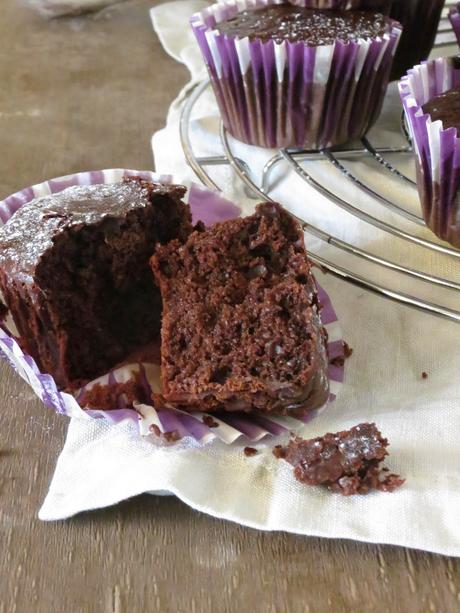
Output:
[191,0,460,250]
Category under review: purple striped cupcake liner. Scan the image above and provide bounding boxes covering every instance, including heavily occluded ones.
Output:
[399,57,460,248]
[0,169,345,445]
[449,3,460,47]
[190,0,401,150]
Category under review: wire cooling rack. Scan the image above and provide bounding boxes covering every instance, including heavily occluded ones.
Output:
[180,2,460,324]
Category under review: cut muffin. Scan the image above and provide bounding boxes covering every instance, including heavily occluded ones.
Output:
[0,177,192,388]
[151,202,329,416]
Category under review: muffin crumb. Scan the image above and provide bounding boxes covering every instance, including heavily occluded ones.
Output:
[80,371,146,410]
[343,342,353,359]
[329,341,353,368]
[272,444,286,459]
[273,423,404,496]
[202,415,219,428]
[150,424,161,437]
[149,424,182,443]
[163,430,181,443]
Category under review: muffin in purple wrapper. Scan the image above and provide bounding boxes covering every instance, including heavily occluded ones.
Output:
[190,0,401,150]
[399,56,460,248]
[449,4,460,48]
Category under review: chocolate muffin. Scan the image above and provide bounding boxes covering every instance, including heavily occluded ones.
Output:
[0,178,192,388]
[399,56,460,248]
[191,0,401,150]
[151,202,329,416]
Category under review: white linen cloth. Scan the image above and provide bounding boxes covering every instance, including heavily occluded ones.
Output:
[40,1,460,557]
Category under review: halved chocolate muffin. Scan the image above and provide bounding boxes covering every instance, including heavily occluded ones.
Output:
[151,202,329,416]
[0,178,192,388]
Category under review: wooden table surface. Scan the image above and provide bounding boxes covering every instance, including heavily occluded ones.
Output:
[0,1,458,611]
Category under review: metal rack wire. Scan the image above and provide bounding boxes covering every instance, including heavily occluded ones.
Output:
[180,2,460,323]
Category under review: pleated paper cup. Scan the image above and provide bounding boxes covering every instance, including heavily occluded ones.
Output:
[0,169,345,445]
[399,56,460,248]
[191,0,401,149]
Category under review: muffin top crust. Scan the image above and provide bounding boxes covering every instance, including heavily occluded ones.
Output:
[215,5,390,45]
[422,85,460,134]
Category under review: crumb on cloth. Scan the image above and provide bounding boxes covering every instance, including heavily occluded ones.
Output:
[273,423,404,496]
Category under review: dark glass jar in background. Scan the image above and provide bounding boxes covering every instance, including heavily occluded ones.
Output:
[389,0,445,80]
[330,0,445,80]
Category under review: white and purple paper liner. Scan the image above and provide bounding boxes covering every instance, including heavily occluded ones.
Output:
[399,56,460,248]
[0,169,344,445]
[190,0,401,149]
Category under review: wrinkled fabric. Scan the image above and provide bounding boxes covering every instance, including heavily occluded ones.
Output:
[40,1,460,557]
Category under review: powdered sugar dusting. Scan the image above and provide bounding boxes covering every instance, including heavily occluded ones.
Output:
[216,6,389,45]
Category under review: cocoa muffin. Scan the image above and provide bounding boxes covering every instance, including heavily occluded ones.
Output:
[191,0,401,149]
[0,178,192,388]
[400,56,460,248]
[151,202,329,416]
